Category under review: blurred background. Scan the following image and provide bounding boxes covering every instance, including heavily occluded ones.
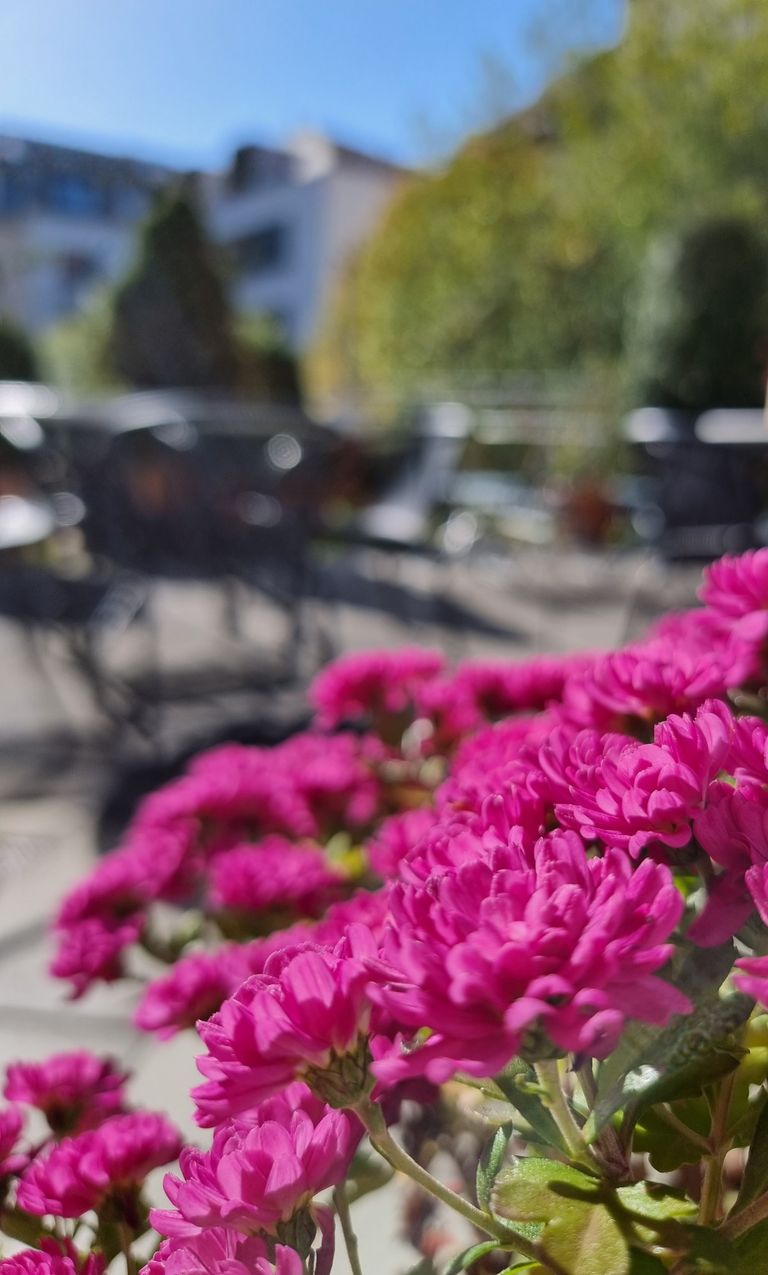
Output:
[0,3,767,1181]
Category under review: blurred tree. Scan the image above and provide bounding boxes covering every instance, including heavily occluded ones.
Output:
[625,217,768,410]
[44,198,302,403]
[0,317,39,381]
[110,186,239,389]
[308,0,768,412]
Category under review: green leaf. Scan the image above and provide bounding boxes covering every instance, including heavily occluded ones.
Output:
[494,1060,570,1152]
[445,1241,501,1275]
[492,1158,628,1275]
[585,937,749,1139]
[541,1199,628,1275]
[633,1101,710,1172]
[617,1182,697,1225]
[492,1158,598,1222]
[734,1094,768,1214]
[476,1125,514,1210]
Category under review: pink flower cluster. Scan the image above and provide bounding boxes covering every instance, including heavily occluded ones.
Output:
[0,1242,104,1275]
[17,1111,182,1217]
[51,729,386,998]
[30,547,768,1273]
[5,1051,127,1135]
[370,831,688,1080]
[154,1085,357,1237]
[193,927,377,1124]
[144,1233,302,1275]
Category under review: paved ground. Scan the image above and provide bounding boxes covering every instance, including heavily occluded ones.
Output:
[0,544,702,1272]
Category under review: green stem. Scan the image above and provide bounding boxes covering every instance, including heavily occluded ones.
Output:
[118,1221,139,1275]
[655,1105,711,1155]
[721,1191,768,1240]
[699,1072,736,1226]
[535,1060,597,1170]
[355,1098,528,1252]
[334,1180,365,1275]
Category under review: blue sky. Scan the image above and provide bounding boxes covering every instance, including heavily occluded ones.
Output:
[0,1,625,167]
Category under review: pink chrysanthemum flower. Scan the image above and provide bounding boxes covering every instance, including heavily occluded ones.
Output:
[725,713,768,786]
[310,888,391,946]
[49,915,143,999]
[366,809,438,879]
[193,928,377,1125]
[207,840,342,920]
[451,653,598,718]
[699,549,768,675]
[135,732,384,848]
[4,1050,126,1142]
[17,1111,182,1217]
[368,830,688,1084]
[135,945,256,1039]
[410,676,483,750]
[0,1104,26,1176]
[0,1242,104,1275]
[561,643,731,733]
[309,647,444,731]
[734,953,768,1005]
[143,1231,302,1275]
[555,700,734,856]
[4,1051,128,1136]
[154,1085,357,1238]
[701,547,768,619]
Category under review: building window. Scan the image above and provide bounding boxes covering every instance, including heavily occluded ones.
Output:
[234,224,288,276]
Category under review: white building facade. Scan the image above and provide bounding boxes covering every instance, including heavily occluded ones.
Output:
[0,131,404,350]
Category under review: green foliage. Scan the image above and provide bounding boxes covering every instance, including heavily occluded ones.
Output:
[110,185,239,390]
[492,1159,628,1275]
[311,0,768,409]
[625,218,768,410]
[0,317,39,382]
[41,290,118,393]
[43,217,301,402]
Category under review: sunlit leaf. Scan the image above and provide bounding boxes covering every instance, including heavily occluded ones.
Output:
[492,1158,628,1275]
[617,1181,697,1224]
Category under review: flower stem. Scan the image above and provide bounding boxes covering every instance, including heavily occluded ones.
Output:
[333,1180,364,1275]
[721,1190,768,1240]
[535,1060,597,1170]
[655,1105,710,1155]
[118,1222,139,1275]
[355,1098,526,1252]
[699,1072,736,1226]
